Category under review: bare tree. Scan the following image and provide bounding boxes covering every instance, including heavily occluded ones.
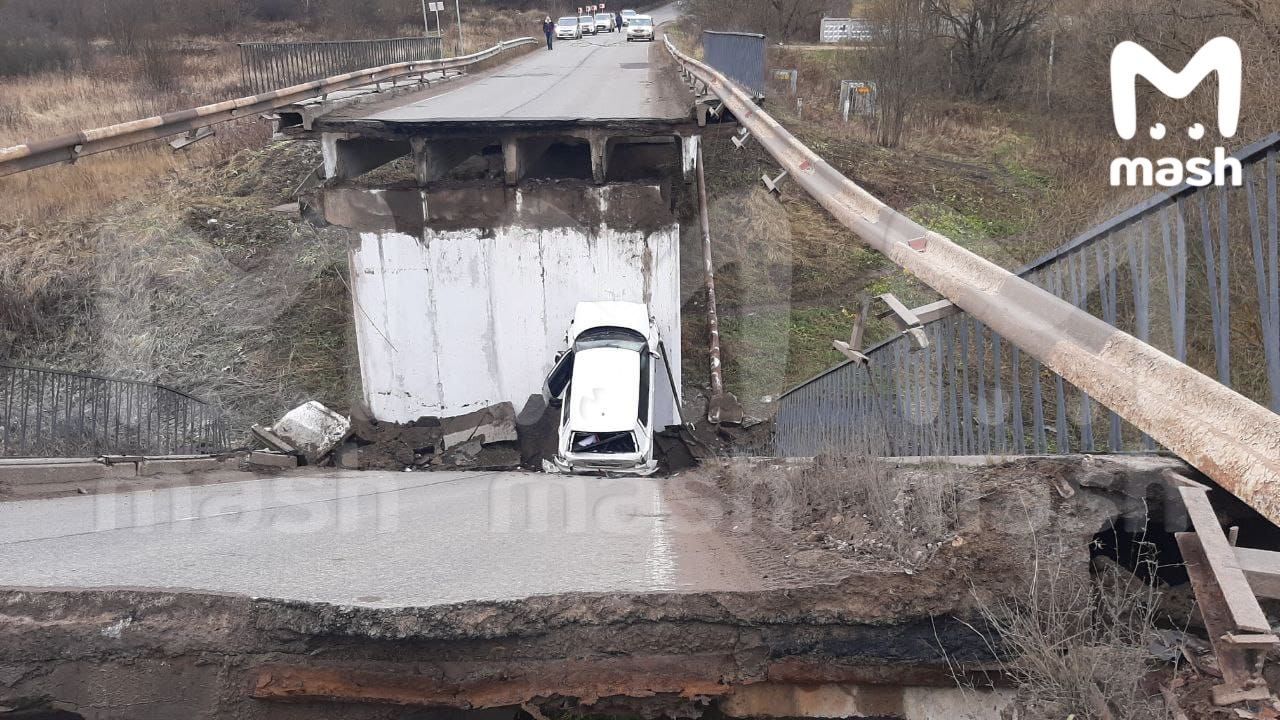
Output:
[868,0,937,147]
[927,0,1052,98]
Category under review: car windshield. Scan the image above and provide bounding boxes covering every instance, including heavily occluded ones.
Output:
[557,17,576,24]
[622,9,636,15]
[631,17,652,26]
[579,16,591,21]
[573,326,646,353]
[595,13,610,20]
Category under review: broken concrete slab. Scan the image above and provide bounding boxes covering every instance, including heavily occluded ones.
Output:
[440,402,517,449]
[270,401,351,463]
[249,451,299,469]
[137,457,227,477]
[251,424,297,454]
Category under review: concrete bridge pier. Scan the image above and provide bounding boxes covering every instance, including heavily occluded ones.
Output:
[320,133,408,183]
[502,136,555,186]
[412,137,485,184]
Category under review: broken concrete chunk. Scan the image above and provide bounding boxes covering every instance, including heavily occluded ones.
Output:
[249,451,299,468]
[251,424,297,454]
[440,402,517,450]
[271,401,351,463]
[335,442,363,470]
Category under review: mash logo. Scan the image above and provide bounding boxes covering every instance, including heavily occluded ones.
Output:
[1109,37,1243,188]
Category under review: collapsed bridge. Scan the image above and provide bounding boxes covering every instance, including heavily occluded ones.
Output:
[2,6,1280,717]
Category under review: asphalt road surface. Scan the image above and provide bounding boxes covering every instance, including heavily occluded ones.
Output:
[324,5,689,126]
[0,470,761,607]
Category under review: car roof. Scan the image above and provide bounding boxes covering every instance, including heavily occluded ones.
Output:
[569,347,642,433]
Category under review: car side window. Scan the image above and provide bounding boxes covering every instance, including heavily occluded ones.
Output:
[637,351,650,426]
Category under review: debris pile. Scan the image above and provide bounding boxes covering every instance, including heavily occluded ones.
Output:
[345,402,522,471]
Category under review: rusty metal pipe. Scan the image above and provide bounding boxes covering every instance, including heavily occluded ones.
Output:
[694,139,743,425]
[695,142,724,411]
[663,36,1280,523]
[0,38,538,178]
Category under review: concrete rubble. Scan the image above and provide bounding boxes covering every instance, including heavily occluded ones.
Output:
[346,401,522,471]
[253,401,351,465]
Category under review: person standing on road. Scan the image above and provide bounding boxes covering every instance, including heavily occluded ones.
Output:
[543,16,555,50]
[615,9,622,31]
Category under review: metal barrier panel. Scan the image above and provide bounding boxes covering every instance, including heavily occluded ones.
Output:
[776,132,1280,458]
[702,31,766,99]
[0,364,230,457]
[820,18,873,44]
[238,35,444,95]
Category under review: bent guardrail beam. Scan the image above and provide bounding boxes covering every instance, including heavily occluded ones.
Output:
[0,37,537,178]
[663,35,1280,524]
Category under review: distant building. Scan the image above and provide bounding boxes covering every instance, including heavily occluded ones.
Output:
[820,17,874,44]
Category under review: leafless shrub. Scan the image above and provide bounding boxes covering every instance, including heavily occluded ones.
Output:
[867,0,940,147]
[968,543,1166,720]
[137,40,180,91]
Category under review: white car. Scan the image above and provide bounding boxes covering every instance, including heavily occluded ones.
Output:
[579,15,596,34]
[555,16,582,40]
[545,301,660,476]
[625,15,654,42]
[595,13,616,32]
[620,9,637,25]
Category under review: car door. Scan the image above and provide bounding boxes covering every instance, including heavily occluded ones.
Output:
[544,349,574,401]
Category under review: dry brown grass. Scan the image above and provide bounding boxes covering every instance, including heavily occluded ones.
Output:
[0,45,263,226]
[1,140,357,437]
[443,8,544,55]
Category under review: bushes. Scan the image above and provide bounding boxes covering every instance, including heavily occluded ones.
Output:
[0,10,77,77]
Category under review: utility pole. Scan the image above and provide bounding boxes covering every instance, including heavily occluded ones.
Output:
[421,0,430,37]
[455,0,464,53]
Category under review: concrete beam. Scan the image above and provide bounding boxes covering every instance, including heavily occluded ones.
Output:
[588,132,611,185]
[681,135,700,184]
[501,136,554,186]
[412,137,485,185]
[321,132,411,182]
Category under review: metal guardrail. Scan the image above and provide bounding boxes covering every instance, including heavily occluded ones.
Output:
[0,37,537,178]
[239,36,444,96]
[664,35,1280,525]
[0,363,229,457]
[777,132,1280,460]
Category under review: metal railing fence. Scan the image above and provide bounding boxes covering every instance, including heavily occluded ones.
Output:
[239,35,444,95]
[776,132,1280,458]
[0,363,230,458]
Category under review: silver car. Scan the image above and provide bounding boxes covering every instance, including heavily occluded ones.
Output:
[625,15,654,41]
[555,16,582,40]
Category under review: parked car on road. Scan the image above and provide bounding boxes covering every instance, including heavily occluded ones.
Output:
[556,16,583,39]
[594,12,616,32]
[545,301,661,476]
[579,14,597,34]
[625,15,654,41]
[620,9,637,25]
